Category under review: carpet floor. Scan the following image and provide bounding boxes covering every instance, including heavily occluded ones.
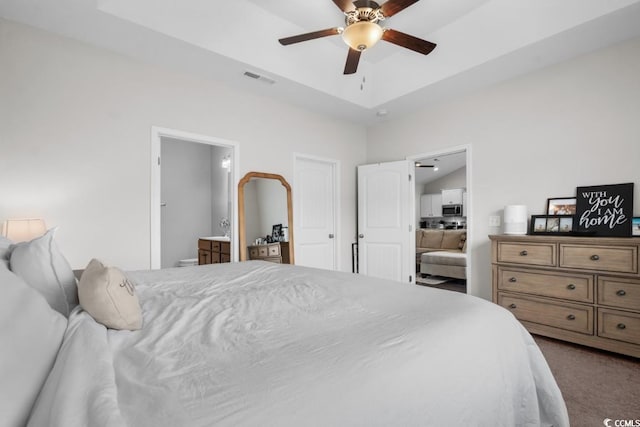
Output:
[533,335,640,426]
[415,276,467,293]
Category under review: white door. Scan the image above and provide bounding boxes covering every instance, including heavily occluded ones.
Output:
[294,156,337,270]
[357,160,414,283]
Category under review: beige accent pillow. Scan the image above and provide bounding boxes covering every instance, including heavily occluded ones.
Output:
[441,231,463,250]
[458,232,467,250]
[78,259,142,330]
[420,230,443,248]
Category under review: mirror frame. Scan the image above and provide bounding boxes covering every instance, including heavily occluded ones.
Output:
[238,171,294,263]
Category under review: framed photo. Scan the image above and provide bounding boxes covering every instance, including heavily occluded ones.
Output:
[559,217,574,233]
[530,215,574,235]
[547,197,577,215]
[633,217,640,237]
[546,217,560,232]
[271,223,283,241]
[532,216,547,233]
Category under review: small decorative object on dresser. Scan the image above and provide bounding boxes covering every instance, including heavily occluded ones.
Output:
[633,218,640,236]
[546,197,577,215]
[530,215,575,234]
[575,182,634,237]
[490,234,640,357]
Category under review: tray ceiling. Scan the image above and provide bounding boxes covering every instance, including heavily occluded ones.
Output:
[2,0,640,124]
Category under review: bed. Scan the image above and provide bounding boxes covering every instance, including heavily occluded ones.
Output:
[2,231,569,427]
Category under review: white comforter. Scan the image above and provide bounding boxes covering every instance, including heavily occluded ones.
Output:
[29,261,569,427]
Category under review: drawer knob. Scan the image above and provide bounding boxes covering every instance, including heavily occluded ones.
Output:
[509,303,517,309]
[616,290,626,297]
[520,250,528,256]
[567,284,576,290]
[509,277,517,283]
[590,254,600,261]
[617,323,626,330]
[567,314,576,320]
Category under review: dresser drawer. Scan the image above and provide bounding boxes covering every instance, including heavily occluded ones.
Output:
[198,250,210,265]
[497,267,593,303]
[221,253,231,263]
[497,242,556,267]
[560,244,638,274]
[597,277,640,310]
[263,256,282,264]
[198,239,212,250]
[248,247,259,259]
[220,241,231,255]
[598,308,640,346]
[498,293,593,334]
[267,244,281,256]
[211,241,221,252]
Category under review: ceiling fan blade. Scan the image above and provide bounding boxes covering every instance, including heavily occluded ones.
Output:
[332,0,356,13]
[380,0,419,17]
[279,28,341,45]
[382,28,436,55]
[343,48,361,74]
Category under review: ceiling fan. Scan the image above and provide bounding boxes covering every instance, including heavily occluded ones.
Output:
[278,0,437,75]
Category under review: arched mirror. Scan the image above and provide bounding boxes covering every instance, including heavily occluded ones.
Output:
[238,172,294,264]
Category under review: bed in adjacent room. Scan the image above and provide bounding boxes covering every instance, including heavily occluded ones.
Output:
[2,231,569,427]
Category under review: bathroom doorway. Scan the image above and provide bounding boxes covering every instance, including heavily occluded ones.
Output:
[150,127,239,269]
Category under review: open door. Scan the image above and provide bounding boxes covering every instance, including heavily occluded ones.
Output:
[357,160,415,283]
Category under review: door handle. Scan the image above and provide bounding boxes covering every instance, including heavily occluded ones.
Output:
[358,234,364,238]
[328,234,335,239]
[160,202,167,207]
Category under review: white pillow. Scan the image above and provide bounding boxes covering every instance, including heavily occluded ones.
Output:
[78,259,142,331]
[9,228,78,317]
[0,267,67,427]
[0,235,12,269]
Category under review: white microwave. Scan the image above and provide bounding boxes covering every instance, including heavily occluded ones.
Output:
[442,204,462,216]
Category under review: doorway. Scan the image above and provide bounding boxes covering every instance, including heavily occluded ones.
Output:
[408,145,470,293]
[293,154,339,271]
[150,127,239,269]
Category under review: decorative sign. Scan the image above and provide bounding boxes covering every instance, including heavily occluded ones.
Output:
[576,183,634,236]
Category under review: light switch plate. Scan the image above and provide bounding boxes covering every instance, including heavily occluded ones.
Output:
[489,215,501,227]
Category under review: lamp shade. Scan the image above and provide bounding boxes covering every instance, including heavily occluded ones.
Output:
[2,218,47,242]
[342,21,383,51]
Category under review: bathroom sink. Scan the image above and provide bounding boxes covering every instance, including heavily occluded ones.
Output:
[200,236,230,241]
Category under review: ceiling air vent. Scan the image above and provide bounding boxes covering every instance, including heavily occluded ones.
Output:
[243,71,276,85]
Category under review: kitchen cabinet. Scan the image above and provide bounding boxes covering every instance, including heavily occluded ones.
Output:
[420,193,442,217]
[441,188,463,205]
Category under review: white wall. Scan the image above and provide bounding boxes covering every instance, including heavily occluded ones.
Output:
[422,167,466,194]
[209,146,232,236]
[0,19,366,271]
[367,36,640,300]
[160,137,213,267]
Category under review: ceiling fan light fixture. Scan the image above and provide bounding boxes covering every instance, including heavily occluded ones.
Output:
[342,21,383,51]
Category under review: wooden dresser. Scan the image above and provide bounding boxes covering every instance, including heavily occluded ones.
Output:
[247,242,290,264]
[490,234,640,357]
[198,238,231,265]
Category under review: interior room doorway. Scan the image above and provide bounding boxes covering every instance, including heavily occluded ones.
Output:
[408,146,470,293]
[293,154,339,271]
[150,127,239,269]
